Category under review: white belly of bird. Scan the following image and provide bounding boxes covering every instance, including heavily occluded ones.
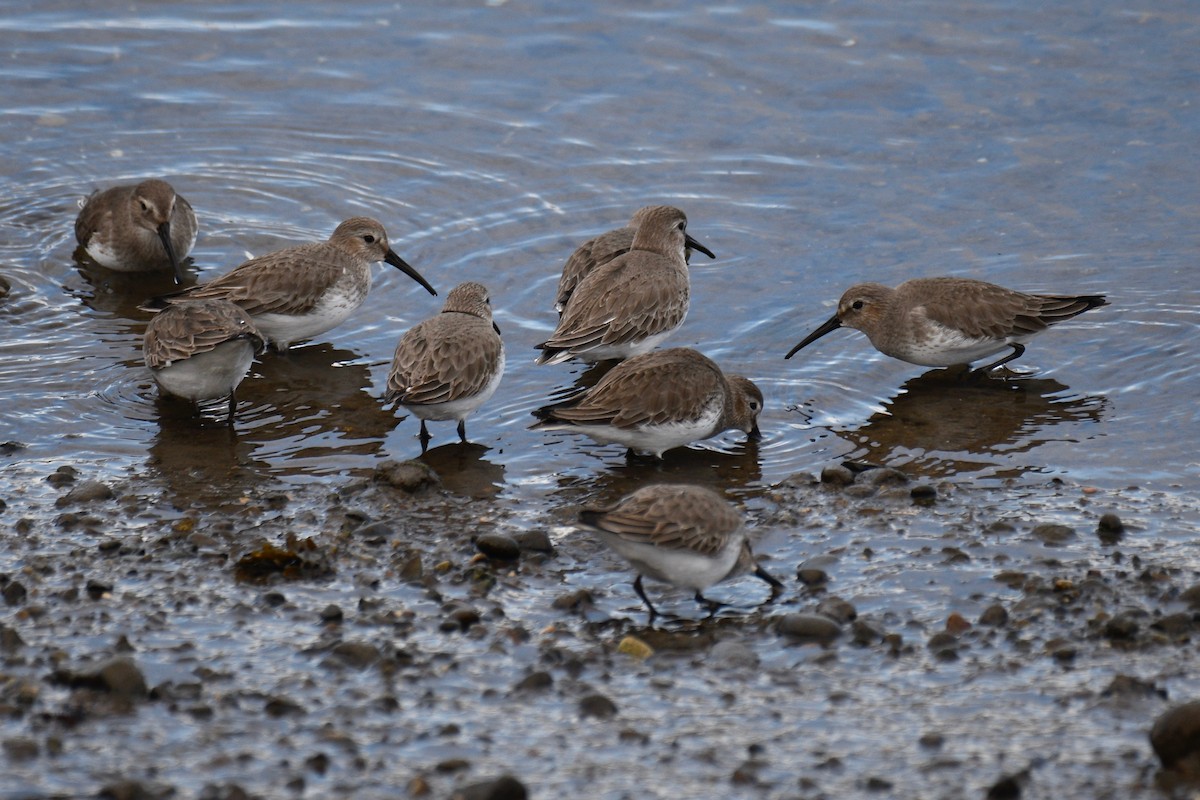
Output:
[404,350,505,422]
[598,532,744,592]
[252,281,366,349]
[577,327,678,363]
[86,235,154,271]
[151,341,256,402]
[563,400,722,457]
[893,323,1015,367]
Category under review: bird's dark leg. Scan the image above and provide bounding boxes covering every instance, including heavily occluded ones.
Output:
[977,343,1025,373]
[694,591,724,617]
[457,419,468,444]
[755,565,785,603]
[226,392,237,424]
[633,575,659,621]
[419,420,431,454]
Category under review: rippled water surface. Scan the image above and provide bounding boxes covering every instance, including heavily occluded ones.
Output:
[3,0,1196,496]
[2,1,1199,797]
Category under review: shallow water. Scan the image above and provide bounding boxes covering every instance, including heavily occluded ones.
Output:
[2,1,1199,797]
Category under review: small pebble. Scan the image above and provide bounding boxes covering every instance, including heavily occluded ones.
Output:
[1031,523,1075,545]
[55,479,114,507]
[450,775,528,800]
[513,671,553,693]
[1097,513,1125,544]
[513,530,553,552]
[819,464,855,487]
[372,459,440,493]
[475,534,520,561]
[776,613,842,644]
[815,597,857,624]
[579,693,618,719]
[978,604,1008,627]
[1150,700,1200,775]
[616,635,653,660]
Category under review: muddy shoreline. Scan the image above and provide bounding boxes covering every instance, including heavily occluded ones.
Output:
[3,452,1198,799]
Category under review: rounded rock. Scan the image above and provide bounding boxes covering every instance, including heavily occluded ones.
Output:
[776,613,842,644]
[1151,701,1200,775]
[579,693,618,719]
[475,534,520,561]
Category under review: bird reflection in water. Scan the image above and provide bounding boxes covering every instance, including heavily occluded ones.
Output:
[232,343,399,476]
[69,251,199,319]
[419,442,507,499]
[147,416,267,509]
[147,343,400,498]
[837,366,1108,479]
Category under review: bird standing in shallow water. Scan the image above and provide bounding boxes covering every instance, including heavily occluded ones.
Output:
[142,298,265,421]
[530,347,762,459]
[148,217,436,351]
[75,179,197,284]
[577,483,784,619]
[535,206,714,365]
[386,282,504,454]
[553,205,713,315]
[785,277,1108,371]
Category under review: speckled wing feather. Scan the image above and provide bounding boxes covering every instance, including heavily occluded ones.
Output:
[386,313,502,404]
[555,227,635,311]
[73,187,116,245]
[584,486,741,555]
[174,244,347,316]
[539,348,722,430]
[914,278,1106,341]
[143,301,263,369]
[542,253,688,352]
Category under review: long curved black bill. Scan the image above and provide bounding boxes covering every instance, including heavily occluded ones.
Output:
[684,233,716,260]
[385,249,437,296]
[156,221,184,285]
[785,314,842,359]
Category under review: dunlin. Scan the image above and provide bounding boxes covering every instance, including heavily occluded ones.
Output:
[385,282,504,453]
[143,298,265,420]
[530,347,762,458]
[553,205,714,315]
[577,484,783,618]
[785,277,1108,371]
[75,179,197,283]
[153,217,437,350]
[535,206,714,365]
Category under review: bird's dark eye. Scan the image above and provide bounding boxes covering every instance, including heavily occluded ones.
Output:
[852,300,864,310]
[139,200,150,212]
[363,234,376,244]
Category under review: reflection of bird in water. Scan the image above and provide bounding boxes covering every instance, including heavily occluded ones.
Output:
[68,258,197,319]
[230,343,401,478]
[837,367,1108,478]
[419,442,507,499]
[147,418,268,509]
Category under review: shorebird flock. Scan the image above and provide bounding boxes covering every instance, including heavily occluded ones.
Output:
[75,178,1109,619]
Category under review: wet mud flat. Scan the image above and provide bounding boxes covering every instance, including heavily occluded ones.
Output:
[1,455,1198,800]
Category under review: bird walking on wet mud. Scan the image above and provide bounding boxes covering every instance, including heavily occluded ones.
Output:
[577,483,784,620]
